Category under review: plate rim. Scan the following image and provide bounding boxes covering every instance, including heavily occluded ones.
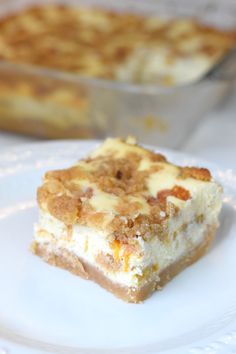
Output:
[0,139,236,354]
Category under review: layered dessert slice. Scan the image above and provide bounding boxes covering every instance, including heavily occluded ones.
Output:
[32,137,222,302]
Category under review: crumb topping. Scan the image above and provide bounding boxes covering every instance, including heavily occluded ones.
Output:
[37,137,214,244]
[47,195,81,225]
[157,185,191,206]
[180,167,212,181]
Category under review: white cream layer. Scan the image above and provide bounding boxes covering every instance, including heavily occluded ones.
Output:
[115,48,212,85]
[34,182,221,288]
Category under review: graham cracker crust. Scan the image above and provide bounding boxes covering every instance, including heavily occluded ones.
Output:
[31,225,216,303]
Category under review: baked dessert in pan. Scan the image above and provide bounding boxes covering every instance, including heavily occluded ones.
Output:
[0,4,235,85]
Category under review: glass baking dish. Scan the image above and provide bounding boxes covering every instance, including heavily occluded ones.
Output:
[0,0,235,148]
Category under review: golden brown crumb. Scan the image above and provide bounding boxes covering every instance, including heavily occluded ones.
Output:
[45,166,89,182]
[156,185,191,208]
[47,195,81,225]
[172,185,191,200]
[180,167,212,181]
[149,152,167,163]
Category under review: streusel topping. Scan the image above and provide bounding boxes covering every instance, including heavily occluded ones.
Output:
[37,137,214,243]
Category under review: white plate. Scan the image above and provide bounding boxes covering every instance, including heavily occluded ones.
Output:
[0,140,236,354]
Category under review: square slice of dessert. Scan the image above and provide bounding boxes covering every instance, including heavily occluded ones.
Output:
[31,137,223,302]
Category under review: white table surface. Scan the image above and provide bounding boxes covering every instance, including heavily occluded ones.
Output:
[0,83,235,171]
[183,82,236,171]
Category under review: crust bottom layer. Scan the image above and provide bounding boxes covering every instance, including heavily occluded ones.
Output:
[31,224,216,303]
